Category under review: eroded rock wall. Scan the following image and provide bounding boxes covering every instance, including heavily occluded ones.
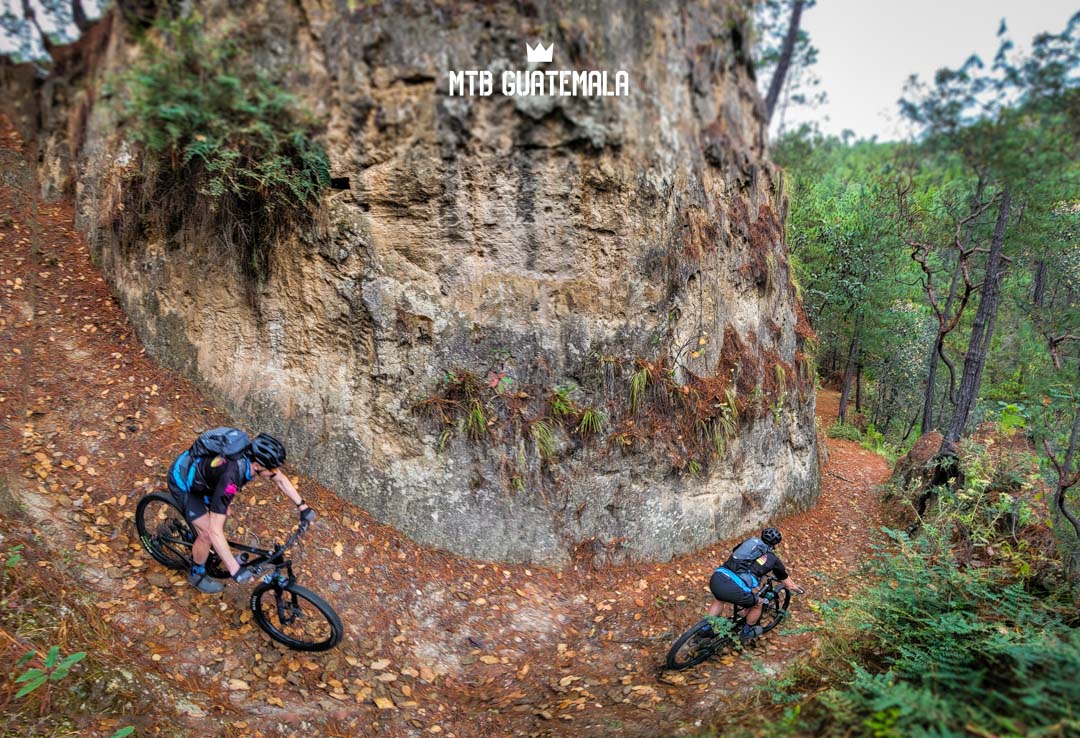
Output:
[9,0,819,563]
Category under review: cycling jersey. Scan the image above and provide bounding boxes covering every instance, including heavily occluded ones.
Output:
[167,452,253,516]
[720,547,789,586]
[709,538,790,606]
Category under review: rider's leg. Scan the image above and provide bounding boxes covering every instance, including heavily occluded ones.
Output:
[708,599,724,618]
[186,513,223,593]
[191,514,213,566]
[744,601,764,626]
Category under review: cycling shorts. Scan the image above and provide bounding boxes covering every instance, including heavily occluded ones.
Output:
[709,570,757,608]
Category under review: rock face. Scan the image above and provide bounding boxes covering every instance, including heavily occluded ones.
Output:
[4,0,820,563]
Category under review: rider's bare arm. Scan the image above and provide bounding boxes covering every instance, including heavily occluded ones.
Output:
[781,576,805,594]
[207,511,241,575]
[269,471,307,511]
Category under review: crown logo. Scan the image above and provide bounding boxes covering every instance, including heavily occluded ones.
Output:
[526,41,553,64]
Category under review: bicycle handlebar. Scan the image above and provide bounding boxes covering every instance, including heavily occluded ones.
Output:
[245,520,313,578]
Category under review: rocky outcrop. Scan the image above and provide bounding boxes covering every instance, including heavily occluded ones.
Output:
[4,0,819,563]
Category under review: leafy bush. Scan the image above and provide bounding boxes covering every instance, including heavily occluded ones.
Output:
[115,14,330,280]
[996,402,1028,434]
[826,421,862,441]
[762,527,1080,738]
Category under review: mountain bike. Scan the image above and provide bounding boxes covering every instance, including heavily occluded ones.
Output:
[665,574,792,670]
[135,491,343,652]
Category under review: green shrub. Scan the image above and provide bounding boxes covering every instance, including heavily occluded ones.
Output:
[115,14,330,280]
[758,526,1080,738]
[826,421,863,441]
[996,402,1028,434]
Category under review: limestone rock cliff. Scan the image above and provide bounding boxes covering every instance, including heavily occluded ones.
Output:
[4,0,820,563]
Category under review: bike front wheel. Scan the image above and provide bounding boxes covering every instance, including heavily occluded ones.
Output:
[758,587,791,633]
[251,582,343,652]
[665,620,733,670]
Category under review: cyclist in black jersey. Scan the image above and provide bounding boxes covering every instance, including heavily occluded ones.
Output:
[166,433,314,593]
[708,527,804,642]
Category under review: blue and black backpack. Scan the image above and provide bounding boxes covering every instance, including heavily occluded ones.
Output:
[170,427,250,494]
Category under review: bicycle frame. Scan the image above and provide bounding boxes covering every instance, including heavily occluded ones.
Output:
[225,523,309,585]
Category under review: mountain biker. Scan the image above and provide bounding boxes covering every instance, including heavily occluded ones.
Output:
[707,527,804,643]
[166,432,315,594]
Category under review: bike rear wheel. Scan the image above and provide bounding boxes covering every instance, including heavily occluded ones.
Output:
[135,493,196,571]
[666,620,733,670]
[135,492,226,576]
[251,582,343,652]
[758,587,791,633]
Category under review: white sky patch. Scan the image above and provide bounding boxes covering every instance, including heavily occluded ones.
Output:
[775,0,1078,141]
[0,0,48,63]
[27,0,80,45]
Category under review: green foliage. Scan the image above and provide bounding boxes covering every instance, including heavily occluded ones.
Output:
[767,526,1080,738]
[530,419,556,460]
[13,646,88,698]
[114,14,330,280]
[576,407,606,436]
[465,400,488,441]
[826,422,862,441]
[928,441,1041,552]
[629,366,650,414]
[550,384,578,419]
[995,402,1028,434]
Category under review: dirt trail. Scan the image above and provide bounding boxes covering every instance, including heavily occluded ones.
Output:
[0,116,890,738]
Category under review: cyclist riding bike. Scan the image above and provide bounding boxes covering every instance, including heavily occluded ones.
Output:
[708,527,804,642]
[166,430,315,594]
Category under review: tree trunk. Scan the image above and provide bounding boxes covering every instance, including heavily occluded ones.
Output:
[1032,259,1047,307]
[1056,411,1080,540]
[838,331,860,423]
[855,362,863,412]
[764,0,806,124]
[902,410,921,442]
[921,249,964,433]
[943,192,1010,447]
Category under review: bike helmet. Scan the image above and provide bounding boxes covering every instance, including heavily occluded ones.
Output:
[761,527,782,547]
[247,433,286,469]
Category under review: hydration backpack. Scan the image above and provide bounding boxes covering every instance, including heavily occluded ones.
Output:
[169,427,250,495]
[190,427,250,460]
[728,536,770,577]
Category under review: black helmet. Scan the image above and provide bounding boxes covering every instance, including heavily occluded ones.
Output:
[761,527,782,547]
[248,433,286,469]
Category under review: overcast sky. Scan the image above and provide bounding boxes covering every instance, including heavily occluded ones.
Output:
[774,0,1078,141]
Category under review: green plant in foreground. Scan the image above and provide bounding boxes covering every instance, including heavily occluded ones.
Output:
[764,525,1080,738]
[13,645,87,698]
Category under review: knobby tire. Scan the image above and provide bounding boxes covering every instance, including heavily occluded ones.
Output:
[251,582,343,652]
[666,620,732,670]
[134,492,226,576]
[135,492,196,571]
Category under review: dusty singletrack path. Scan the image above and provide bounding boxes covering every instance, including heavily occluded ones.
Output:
[0,116,890,737]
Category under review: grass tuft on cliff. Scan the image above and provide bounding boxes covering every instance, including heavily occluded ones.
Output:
[113,13,330,281]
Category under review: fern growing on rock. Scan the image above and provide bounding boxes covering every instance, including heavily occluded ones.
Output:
[114,14,330,281]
